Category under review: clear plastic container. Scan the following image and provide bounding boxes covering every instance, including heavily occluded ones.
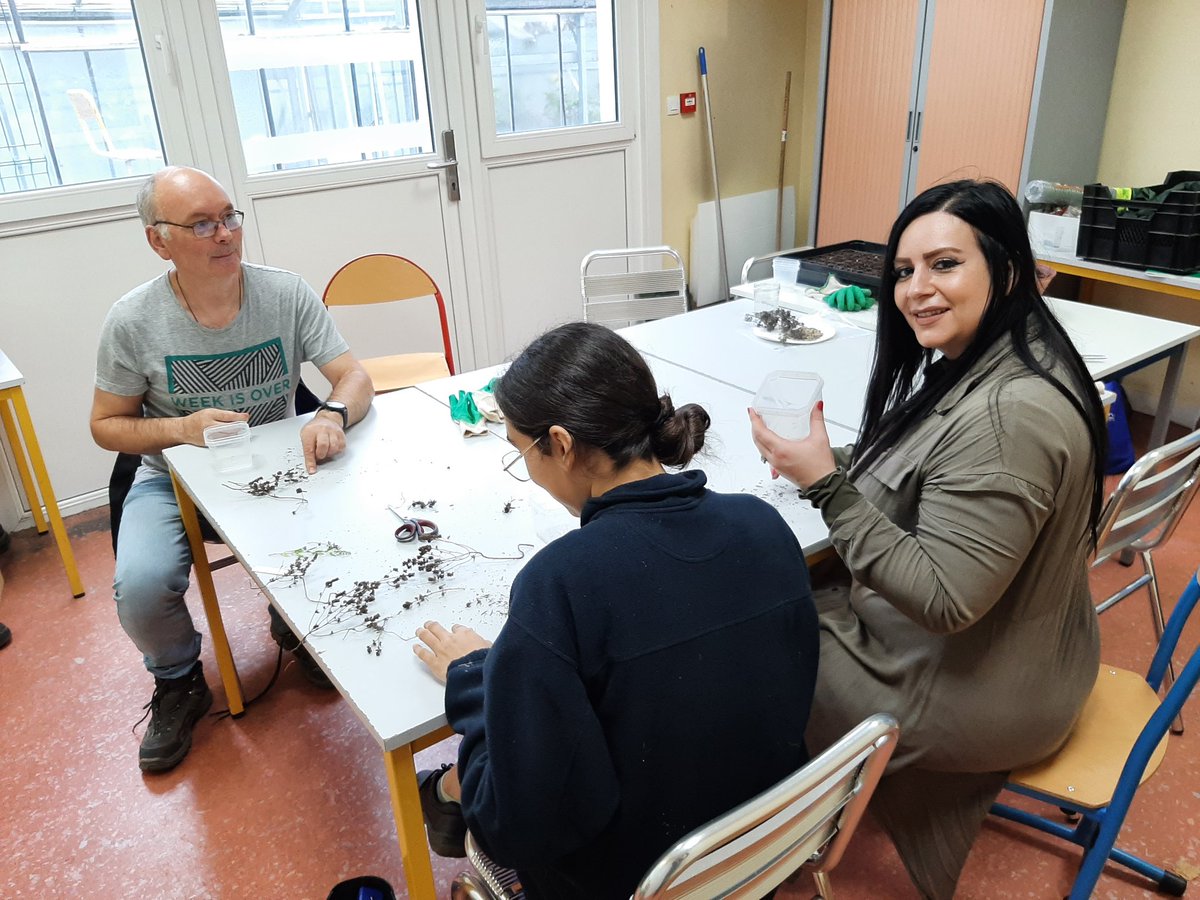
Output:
[203,421,252,474]
[772,256,800,284]
[753,280,781,316]
[753,371,824,440]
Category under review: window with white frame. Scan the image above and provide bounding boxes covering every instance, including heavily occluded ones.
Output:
[486,0,616,137]
[0,0,164,196]
[215,0,434,175]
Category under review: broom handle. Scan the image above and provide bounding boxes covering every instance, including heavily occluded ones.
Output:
[776,71,792,251]
[699,47,729,300]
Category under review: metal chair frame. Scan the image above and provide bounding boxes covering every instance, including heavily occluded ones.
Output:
[739,246,812,285]
[991,568,1200,899]
[581,246,689,326]
[451,714,898,900]
[632,713,898,900]
[1092,426,1200,733]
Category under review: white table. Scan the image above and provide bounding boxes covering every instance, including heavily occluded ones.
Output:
[664,288,1200,450]
[622,298,878,432]
[419,358,859,560]
[0,351,83,597]
[1038,249,1200,303]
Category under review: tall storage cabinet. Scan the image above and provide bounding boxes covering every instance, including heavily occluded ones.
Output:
[817,0,1045,246]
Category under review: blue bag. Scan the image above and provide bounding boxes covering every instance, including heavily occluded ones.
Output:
[1104,380,1135,474]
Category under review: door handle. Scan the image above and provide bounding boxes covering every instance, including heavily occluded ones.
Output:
[428,130,461,202]
[906,110,913,143]
[914,111,923,143]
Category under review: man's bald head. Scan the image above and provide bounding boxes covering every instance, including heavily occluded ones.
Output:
[136,167,228,237]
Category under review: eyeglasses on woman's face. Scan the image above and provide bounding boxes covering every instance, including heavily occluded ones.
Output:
[501,438,541,482]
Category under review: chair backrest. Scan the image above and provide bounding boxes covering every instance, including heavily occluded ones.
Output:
[67,89,116,156]
[1093,427,1200,568]
[633,713,899,899]
[581,246,688,326]
[739,246,812,284]
[322,254,455,375]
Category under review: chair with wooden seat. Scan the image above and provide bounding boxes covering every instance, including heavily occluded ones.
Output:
[322,254,455,393]
[451,713,900,900]
[990,567,1200,899]
[581,246,689,327]
[1092,426,1200,733]
[66,89,163,173]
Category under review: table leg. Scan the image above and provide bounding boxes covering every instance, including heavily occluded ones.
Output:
[0,391,49,533]
[1149,345,1188,450]
[171,474,245,717]
[384,744,438,899]
[3,387,84,597]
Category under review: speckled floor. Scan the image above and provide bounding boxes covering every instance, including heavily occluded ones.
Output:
[0,414,1196,899]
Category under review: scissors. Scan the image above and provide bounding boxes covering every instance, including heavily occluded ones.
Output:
[389,505,440,542]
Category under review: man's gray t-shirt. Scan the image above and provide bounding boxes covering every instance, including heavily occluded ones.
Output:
[95,262,348,475]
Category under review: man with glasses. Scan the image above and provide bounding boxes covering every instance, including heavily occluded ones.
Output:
[90,166,374,773]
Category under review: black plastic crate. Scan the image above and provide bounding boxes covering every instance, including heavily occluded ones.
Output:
[1076,170,1200,274]
[782,240,886,293]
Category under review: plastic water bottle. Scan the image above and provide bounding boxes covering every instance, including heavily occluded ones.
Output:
[1025,179,1084,207]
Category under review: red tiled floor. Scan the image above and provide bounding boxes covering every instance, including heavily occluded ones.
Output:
[1,414,1197,898]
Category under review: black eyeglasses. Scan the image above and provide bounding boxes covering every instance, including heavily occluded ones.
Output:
[155,210,245,239]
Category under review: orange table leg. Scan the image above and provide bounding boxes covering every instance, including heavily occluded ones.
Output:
[2,387,83,596]
[384,743,439,899]
[171,473,245,717]
[0,393,48,533]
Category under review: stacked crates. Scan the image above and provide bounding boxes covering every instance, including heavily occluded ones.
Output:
[1076,170,1200,274]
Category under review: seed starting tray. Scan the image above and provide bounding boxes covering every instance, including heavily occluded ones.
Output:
[785,240,886,293]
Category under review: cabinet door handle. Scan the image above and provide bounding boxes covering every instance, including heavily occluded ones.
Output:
[906,110,913,142]
[914,111,923,143]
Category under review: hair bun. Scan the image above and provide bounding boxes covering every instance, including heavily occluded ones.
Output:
[654,397,675,430]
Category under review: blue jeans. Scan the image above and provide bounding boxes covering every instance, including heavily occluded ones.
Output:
[113,473,202,680]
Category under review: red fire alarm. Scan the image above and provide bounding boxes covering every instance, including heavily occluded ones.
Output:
[680,92,697,115]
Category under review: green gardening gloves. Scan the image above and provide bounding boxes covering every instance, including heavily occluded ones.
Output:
[449,380,504,437]
[825,284,875,311]
[449,390,487,436]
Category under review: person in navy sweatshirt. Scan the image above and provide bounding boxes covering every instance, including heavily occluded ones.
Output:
[413,321,819,898]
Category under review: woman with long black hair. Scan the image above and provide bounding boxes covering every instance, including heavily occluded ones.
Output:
[751,180,1106,898]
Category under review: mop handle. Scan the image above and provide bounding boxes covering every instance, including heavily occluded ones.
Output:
[699,47,729,300]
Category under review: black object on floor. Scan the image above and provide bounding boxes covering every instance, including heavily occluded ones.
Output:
[326,875,396,900]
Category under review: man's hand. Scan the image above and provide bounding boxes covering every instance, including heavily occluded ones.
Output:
[413,621,492,684]
[299,414,346,474]
[183,409,249,447]
[748,402,837,490]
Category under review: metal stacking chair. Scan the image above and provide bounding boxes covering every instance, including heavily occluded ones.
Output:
[991,567,1200,899]
[451,714,899,900]
[581,246,689,326]
[1092,426,1200,733]
[322,254,455,393]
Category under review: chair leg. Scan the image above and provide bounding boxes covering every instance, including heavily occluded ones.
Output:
[811,869,834,900]
[1143,552,1184,734]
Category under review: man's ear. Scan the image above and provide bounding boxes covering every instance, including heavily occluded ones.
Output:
[146,225,172,261]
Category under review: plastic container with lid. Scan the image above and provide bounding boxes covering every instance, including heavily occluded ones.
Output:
[753,371,824,440]
[203,420,252,474]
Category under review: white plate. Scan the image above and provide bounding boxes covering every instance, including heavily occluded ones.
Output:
[752,319,836,345]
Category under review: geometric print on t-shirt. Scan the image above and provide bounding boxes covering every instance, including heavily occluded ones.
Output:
[166,337,290,427]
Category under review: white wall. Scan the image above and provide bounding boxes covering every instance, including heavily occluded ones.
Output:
[0,215,169,529]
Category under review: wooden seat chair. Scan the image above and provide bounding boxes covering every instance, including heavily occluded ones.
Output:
[581,246,689,327]
[322,254,455,393]
[1092,425,1200,733]
[451,713,900,900]
[991,567,1200,898]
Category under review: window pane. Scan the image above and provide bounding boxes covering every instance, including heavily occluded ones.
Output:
[486,0,616,137]
[0,1,164,196]
[217,0,432,174]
